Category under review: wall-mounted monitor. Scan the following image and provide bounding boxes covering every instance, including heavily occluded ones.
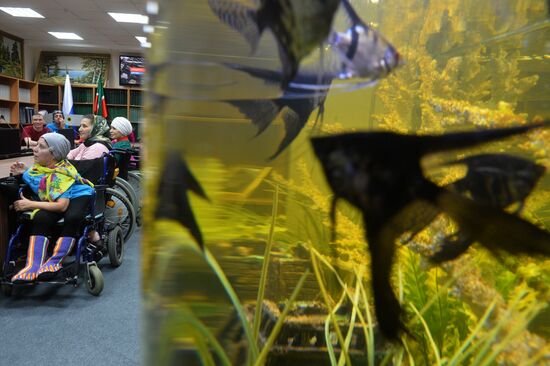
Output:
[119,55,145,86]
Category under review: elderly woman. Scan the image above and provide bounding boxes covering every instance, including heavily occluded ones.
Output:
[110,116,134,166]
[67,114,112,160]
[110,116,133,150]
[9,133,94,282]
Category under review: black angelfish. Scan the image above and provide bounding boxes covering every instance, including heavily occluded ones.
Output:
[225,64,332,159]
[311,122,550,340]
[329,0,401,81]
[404,154,546,240]
[431,153,546,262]
[155,151,209,249]
[447,153,545,211]
[208,0,341,87]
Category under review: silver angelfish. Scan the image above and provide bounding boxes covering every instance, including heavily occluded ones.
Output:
[329,0,401,81]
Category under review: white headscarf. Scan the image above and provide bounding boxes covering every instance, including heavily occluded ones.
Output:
[111,117,133,137]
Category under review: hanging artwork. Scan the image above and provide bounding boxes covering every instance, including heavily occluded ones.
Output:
[36,52,110,86]
[0,30,24,78]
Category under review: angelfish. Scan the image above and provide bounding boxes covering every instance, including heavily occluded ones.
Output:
[311,122,550,340]
[447,153,545,212]
[155,151,209,249]
[431,153,546,262]
[329,0,401,81]
[401,153,546,261]
[224,63,333,159]
[208,0,341,87]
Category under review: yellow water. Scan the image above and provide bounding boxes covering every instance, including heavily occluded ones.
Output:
[143,0,550,364]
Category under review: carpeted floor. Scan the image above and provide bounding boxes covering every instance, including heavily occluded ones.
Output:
[0,229,142,366]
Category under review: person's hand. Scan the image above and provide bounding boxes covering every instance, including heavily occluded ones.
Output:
[13,192,34,212]
[9,161,27,176]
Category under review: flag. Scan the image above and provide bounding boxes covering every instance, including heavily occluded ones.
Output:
[93,77,108,118]
[62,73,73,117]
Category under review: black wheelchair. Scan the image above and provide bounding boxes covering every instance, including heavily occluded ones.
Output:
[110,147,142,228]
[0,154,126,296]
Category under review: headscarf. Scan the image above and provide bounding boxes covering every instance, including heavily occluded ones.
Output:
[27,160,93,202]
[84,115,112,149]
[111,117,133,137]
[42,133,70,161]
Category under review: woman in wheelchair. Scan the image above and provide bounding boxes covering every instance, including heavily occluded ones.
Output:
[9,133,94,283]
[68,114,112,160]
[110,117,133,154]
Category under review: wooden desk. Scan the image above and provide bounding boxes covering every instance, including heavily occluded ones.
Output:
[0,156,34,178]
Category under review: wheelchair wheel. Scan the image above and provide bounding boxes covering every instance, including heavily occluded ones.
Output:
[86,264,104,296]
[115,177,138,209]
[105,187,136,242]
[108,225,124,267]
[127,171,142,227]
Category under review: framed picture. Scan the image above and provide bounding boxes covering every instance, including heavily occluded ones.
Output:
[0,30,24,78]
[120,55,145,86]
[36,52,110,85]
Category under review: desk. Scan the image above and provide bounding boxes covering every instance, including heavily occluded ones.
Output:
[0,156,33,274]
[0,156,34,178]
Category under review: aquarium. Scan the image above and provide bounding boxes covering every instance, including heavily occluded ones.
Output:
[143,0,550,365]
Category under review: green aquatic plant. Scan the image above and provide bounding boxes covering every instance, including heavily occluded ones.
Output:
[401,250,473,364]
[146,180,314,365]
[310,249,353,366]
[253,270,311,366]
[371,0,542,134]
[253,186,279,342]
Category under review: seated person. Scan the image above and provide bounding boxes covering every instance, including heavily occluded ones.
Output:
[110,116,133,163]
[21,114,52,148]
[9,133,94,282]
[68,114,112,160]
[46,110,68,133]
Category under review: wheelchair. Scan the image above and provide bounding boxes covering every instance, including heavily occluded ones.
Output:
[79,151,137,242]
[0,155,127,296]
[110,147,142,228]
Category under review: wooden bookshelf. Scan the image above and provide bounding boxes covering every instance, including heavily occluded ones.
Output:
[38,84,144,122]
[0,74,39,125]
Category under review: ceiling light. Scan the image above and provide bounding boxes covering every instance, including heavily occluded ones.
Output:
[143,25,154,33]
[146,1,159,15]
[135,36,151,48]
[0,7,44,18]
[108,12,148,24]
[48,32,83,40]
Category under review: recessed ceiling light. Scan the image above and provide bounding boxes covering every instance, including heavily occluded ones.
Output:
[0,7,44,18]
[143,25,154,33]
[146,1,159,15]
[108,12,148,24]
[48,32,83,40]
[135,36,151,48]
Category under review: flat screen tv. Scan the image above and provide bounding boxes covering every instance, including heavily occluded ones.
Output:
[119,55,145,86]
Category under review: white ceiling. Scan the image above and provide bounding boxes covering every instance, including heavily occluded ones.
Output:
[0,0,148,52]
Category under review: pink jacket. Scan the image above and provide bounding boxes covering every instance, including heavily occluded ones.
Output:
[67,143,109,160]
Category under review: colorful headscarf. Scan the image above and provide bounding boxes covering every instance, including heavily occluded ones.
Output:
[27,160,93,202]
[84,115,112,149]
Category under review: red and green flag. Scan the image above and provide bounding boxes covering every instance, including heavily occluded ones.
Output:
[93,77,108,118]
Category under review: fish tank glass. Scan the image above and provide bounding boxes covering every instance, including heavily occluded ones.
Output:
[142,1,550,365]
